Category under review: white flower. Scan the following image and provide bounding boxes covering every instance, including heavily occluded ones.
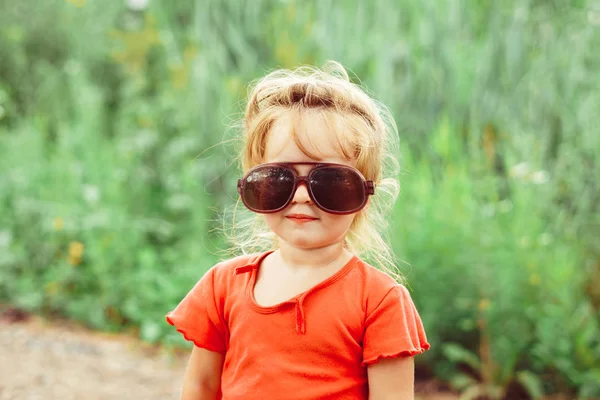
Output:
[498,199,513,213]
[83,185,100,205]
[515,6,528,22]
[519,236,531,248]
[538,233,553,246]
[480,203,495,218]
[531,170,549,185]
[509,162,529,179]
[64,60,81,76]
[113,168,127,183]
[0,231,12,248]
[134,130,159,151]
[84,212,109,229]
[127,0,149,11]
[118,130,158,154]
[588,9,600,25]
[165,175,181,191]
[166,194,193,212]
[166,137,198,159]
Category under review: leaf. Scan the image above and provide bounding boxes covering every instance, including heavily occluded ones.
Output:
[461,383,503,400]
[459,384,485,400]
[515,370,545,399]
[140,320,161,343]
[449,372,478,391]
[442,342,482,371]
[431,115,453,161]
[580,369,600,398]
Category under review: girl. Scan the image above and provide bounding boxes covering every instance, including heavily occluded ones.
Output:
[166,62,430,400]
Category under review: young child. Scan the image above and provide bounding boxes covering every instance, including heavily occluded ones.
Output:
[166,61,430,400]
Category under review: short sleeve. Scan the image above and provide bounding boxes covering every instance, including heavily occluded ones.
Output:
[362,285,430,365]
[165,267,227,353]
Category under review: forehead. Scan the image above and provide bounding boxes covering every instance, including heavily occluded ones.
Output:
[265,109,354,165]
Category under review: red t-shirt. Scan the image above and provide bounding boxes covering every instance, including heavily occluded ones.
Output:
[166,251,430,399]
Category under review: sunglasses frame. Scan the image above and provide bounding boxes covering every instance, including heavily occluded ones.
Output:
[237,162,375,215]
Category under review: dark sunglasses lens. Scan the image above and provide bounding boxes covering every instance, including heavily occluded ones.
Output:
[242,166,295,211]
[310,167,366,212]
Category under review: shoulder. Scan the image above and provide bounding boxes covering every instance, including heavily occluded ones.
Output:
[211,252,264,275]
[353,259,410,314]
[207,251,271,294]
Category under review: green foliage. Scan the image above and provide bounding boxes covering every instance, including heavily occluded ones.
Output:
[1,0,599,397]
[394,118,600,397]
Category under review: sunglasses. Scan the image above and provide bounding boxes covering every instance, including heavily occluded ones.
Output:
[237,162,375,214]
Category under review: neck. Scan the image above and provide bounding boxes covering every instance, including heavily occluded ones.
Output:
[276,240,350,270]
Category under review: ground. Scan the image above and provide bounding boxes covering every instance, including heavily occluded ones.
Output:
[0,311,458,400]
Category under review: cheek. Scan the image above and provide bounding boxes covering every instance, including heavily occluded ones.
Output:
[263,213,284,231]
[263,214,292,243]
[324,214,357,233]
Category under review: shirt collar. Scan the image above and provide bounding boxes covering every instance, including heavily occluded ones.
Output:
[233,250,275,275]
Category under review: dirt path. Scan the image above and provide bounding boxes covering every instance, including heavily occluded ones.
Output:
[0,314,458,400]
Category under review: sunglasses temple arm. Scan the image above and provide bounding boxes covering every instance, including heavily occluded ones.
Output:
[366,181,375,195]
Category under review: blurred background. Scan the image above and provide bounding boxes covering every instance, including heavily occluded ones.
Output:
[1,0,599,399]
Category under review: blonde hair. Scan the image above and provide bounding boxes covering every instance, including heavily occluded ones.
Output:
[223,61,403,282]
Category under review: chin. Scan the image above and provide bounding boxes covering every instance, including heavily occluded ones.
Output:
[282,234,322,249]
[280,230,343,250]
[265,218,350,250]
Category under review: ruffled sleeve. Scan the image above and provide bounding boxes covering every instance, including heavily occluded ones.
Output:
[165,267,227,353]
[362,285,430,365]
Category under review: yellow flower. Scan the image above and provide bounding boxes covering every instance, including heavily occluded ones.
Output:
[110,14,161,74]
[65,0,86,7]
[45,282,59,295]
[274,31,299,69]
[68,255,81,266]
[529,273,541,286]
[169,64,188,90]
[68,241,84,266]
[52,217,64,232]
[478,298,491,312]
[170,45,198,90]
[69,241,84,257]
[304,21,313,36]
[102,235,112,248]
[225,76,244,97]
[136,115,153,128]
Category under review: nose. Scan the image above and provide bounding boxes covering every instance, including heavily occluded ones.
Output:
[291,181,313,205]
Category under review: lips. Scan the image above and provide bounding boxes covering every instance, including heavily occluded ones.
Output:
[286,213,318,222]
